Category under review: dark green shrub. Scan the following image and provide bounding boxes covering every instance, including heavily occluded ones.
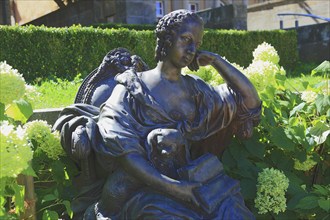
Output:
[202,29,298,69]
[0,25,298,83]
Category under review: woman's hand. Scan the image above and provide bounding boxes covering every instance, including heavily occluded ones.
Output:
[188,51,218,71]
[170,180,201,208]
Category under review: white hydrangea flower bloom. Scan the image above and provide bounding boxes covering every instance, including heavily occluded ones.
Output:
[0,120,15,136]
[245,60,283,90]
[24,84,41,103]
[301,91,317,103]
[255,168,289,215]
[253,42,280,65]
[0,121,33,178]
[24,120,64,160]
[0,61,26,104]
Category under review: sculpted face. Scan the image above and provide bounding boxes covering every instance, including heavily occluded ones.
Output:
[154,129,185,156]
[166,21,203,68]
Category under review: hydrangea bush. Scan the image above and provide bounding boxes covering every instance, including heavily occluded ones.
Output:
[189,43,329,219]
[0,61,70,219]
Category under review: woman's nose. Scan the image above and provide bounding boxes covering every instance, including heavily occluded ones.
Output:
[187,44,196,55]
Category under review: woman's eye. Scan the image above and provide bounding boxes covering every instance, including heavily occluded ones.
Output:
[182,36,190,42]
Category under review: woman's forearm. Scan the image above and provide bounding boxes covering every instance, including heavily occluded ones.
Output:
[211,54,261,109]
[119,152,180,193]
[119,152,200,206]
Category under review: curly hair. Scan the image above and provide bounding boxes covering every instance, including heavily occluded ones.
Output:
[155,10,204,62]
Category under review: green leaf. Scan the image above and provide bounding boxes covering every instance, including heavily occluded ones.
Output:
[318,198,330,212]
[12,183,25,214]
[263,107,276,126]
[243,136,265,159]
[301,81,309,90]
[0,102,6,121]
[62,200,73,218]
[307,121,330,145]
[270,149,294,170]
[287,192,308,210]
[290,102,306,117]
[312,60,330,76]
[41,194,57,203]
[5,99,33,123]
[240,178,257,200]
[295,196,319,210]
[269,127,296,151]
[21,164,37,177]
[221,149,236,169]
[315,94,330,115]
[42,210,59,220]
[51,160,65,183]
[275,73,286,87]
[313,185,330,196]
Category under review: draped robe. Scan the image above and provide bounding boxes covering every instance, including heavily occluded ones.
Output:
[54,69,261,219]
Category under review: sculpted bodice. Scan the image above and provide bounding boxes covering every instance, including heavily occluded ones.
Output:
[139,71,196,122]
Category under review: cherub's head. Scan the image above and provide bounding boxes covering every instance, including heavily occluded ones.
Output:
[147,128,186,157]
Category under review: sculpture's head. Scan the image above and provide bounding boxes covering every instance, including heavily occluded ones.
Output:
[155,9,204,62]
[147,128,187,157]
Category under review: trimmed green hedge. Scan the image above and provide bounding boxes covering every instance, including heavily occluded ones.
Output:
[0,25,298,82]
[92,23,156,31]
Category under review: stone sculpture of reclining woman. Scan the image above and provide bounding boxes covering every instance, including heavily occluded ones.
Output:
[54,9,262,220]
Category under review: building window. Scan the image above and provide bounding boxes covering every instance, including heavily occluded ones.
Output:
[156,1,164,18]
[189,3,199,13]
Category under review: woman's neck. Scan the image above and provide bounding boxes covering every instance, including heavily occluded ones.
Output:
[156,62,181,82]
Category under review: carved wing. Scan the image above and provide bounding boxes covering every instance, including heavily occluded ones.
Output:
[74,48,149,107]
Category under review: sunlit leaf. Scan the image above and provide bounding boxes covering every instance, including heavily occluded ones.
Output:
[312,60,330,76]
[263,107,276,126]
[315,94,330,115]
[290,102,306,117]
[41,194,57,203]
[0,102,6,120]
[63,200,73,218]
[307,121,330,145]
[21,164,37,177]
[301,81,309,89]
[5,99,33,123]
[12,183,25,214]
[42,210,59,220]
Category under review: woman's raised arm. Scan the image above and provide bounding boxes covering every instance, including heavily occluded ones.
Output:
[190,51,261,109]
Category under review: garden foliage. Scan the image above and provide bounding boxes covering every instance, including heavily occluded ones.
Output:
[184,43,329,219]
[221,45,329,220]
[0,25,297,83]
[0,62,76,219]
[0,41,328,219]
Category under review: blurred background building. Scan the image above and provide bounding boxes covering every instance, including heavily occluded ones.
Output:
[248,0,329,30]
[1,0,329,62]
[1,0,328,30]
